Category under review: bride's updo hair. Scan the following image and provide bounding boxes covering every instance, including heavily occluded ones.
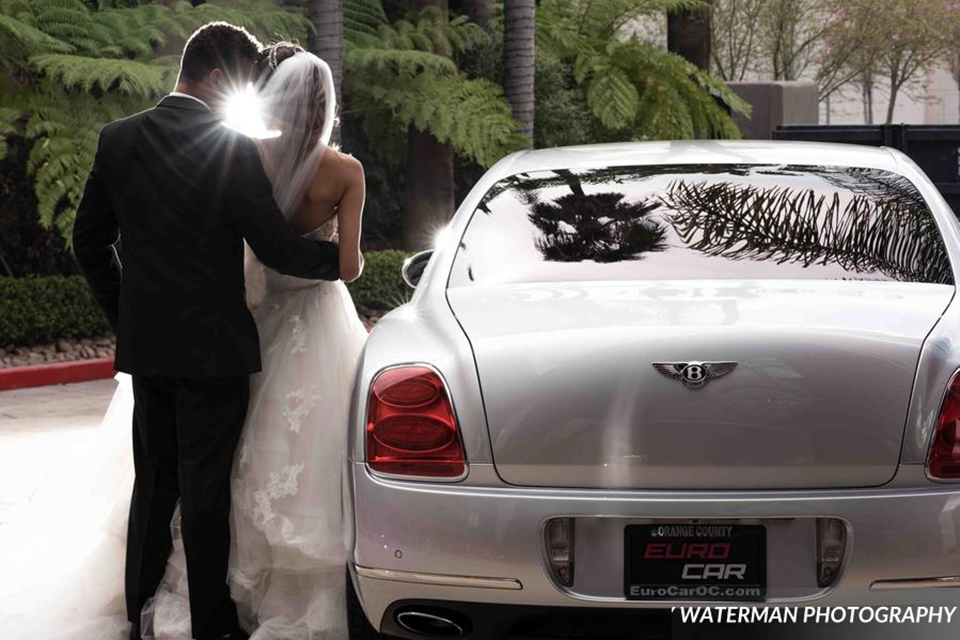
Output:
[255,41,302,80]
[256,41,330,162]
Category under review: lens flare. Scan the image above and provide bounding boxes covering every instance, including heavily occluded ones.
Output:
[433,225,451,249]
[223,83,280,139]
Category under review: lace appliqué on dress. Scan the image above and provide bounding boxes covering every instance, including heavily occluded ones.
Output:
[283,389,320,434]
[252,463,305,530]
[289,314,307,354]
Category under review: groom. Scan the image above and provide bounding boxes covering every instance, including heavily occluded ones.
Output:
[73,22,340,640]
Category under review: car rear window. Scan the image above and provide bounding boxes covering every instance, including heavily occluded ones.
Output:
[448,164,954,287]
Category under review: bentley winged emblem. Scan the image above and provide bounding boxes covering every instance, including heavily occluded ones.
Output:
[652,361,738,390]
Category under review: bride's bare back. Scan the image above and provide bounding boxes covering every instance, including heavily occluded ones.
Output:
[289,147,365,282]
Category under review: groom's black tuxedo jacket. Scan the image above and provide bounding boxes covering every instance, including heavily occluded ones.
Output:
[73,95,340,377]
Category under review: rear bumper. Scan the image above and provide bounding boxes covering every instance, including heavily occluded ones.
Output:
[347,462,960,632]
[361,593,673,640]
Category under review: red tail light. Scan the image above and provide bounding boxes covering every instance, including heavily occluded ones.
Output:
[366,366,466,478]
[930,373,960,479]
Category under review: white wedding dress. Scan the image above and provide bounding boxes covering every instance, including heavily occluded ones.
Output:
[0,218,367,640]
[0,52,367,640]
[143,217,367,640]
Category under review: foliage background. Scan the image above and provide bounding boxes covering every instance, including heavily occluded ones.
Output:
[0,0,745,261]
[0,0,746,344]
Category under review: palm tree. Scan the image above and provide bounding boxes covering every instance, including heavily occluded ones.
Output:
[667,0,713,71]
[307,0,344,144]
[503,0,535,145]
[526,170,668,263]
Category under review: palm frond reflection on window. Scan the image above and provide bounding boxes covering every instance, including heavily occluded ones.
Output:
[662,178,952,284]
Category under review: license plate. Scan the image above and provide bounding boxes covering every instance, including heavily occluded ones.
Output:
[624,523,765,601]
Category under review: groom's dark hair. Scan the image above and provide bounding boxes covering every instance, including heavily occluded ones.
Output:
[179,22,262,83]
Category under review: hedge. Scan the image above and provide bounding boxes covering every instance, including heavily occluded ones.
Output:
[346,250,412,313]
[0,275,112,346]
[0,250,413,347]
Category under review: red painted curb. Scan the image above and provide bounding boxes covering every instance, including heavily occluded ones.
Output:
[0,358,116,391]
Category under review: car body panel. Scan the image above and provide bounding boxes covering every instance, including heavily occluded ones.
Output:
[446,280,953,489]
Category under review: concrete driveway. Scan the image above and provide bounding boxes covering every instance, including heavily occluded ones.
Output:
[0,378,117,526]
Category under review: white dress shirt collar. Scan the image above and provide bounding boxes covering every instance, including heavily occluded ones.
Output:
[167,92,211,111]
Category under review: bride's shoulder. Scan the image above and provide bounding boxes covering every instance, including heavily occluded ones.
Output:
[307,149,364,201]
[320,148,363,182]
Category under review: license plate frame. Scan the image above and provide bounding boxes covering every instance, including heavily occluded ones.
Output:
[623,523,766,601]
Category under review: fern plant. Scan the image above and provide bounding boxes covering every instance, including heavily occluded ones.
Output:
[342,4,526,167]
[537,0,748,139]
[26,104,101,241]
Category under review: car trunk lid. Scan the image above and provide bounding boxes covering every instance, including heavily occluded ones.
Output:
[447,280,952,489]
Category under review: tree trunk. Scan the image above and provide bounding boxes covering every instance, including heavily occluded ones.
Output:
[503,0,536,145]
[461,0,492,26]
[307,0,344,145]
[861,71,874,125]
[403,0,456,251]
[886,72,901,125]
[402,133,455,249]
[954,57,960,122]
[885,88,897,124]
[667,0,713,71]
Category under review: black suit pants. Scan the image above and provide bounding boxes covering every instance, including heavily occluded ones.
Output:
[125,375,249,639]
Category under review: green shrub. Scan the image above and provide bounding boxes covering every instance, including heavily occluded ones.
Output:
[0,275,111,346]
[347,250,412,313]
[0,251,413,346]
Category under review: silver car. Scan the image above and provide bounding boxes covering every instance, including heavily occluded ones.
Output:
[344,141,960,639]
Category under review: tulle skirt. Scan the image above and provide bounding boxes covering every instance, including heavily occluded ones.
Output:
[0,375,134,639]
[0,280,366,640]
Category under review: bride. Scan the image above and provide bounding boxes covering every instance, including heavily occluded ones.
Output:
[0,43,367,640]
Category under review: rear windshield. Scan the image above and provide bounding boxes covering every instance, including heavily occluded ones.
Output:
[448,164,954,287]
